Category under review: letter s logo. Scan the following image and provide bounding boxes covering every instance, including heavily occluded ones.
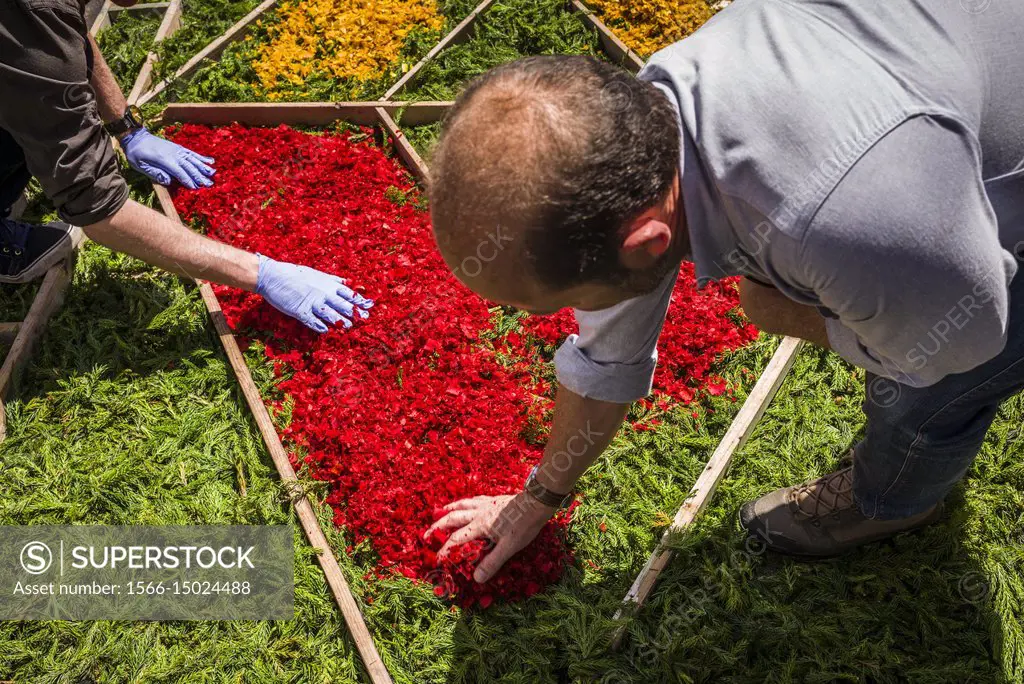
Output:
[20,542,53,575]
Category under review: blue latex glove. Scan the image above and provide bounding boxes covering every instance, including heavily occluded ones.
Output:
[255,255,374,333]
[121,128,216,189]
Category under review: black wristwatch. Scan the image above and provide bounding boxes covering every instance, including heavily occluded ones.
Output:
[524,465,574,509]
[104,105,145,138]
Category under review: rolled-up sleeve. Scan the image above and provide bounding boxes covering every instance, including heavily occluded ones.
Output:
[554,269,679,403]
[0,0,128,225]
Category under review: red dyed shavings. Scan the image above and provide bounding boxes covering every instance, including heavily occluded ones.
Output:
[515,262,758,405]
[168,123,757,608]
[169,123,570,608]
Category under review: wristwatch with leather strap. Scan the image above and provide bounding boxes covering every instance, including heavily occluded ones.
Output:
[524,465,574,509]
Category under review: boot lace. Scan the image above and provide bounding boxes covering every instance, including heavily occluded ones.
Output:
[791,466,855,520]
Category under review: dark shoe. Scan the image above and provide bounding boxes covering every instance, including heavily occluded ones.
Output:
[0,217,82,283]
[738,466,943,558]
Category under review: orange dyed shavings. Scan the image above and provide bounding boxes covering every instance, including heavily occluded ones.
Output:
[589,0,718,58]
[252,0,443,98]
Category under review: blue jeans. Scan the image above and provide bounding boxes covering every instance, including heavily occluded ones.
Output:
[854,262,1024,519]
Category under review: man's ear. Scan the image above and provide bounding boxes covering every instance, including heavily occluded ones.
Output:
[620,218,672,268]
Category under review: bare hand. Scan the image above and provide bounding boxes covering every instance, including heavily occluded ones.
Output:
[423,492,556,584]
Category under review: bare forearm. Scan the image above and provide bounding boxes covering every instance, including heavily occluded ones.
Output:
[87,34,128,125]
[84,199,259,291]
[738,277,831,348]
[532,384,629,494]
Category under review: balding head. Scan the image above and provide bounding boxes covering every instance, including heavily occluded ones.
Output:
[429,55,683,313]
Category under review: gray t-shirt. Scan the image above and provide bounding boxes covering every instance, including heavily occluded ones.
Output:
[555,0,1024,402]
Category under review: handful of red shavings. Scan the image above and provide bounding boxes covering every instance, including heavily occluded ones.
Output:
[169,123,573,608]
[515,262,758,405]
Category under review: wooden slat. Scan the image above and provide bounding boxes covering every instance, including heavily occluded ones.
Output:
[156,101,453,129]
[152,183,392,684]
[610,336,804,648]
[376,107,430,182]
[383,0,497,100]
[136,0,280,106]
[0,263,75,442]
[127,0,184,105]
[568,0,645,73]
[157,102,388,128]
[379,101,453,127]
[109,1,172,13]
[88,0,115,36]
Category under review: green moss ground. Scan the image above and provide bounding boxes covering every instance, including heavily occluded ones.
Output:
[1,0,1021,681]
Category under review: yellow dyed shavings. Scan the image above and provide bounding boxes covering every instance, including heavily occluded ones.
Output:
[252,0,443,97]
[589,0,717,58]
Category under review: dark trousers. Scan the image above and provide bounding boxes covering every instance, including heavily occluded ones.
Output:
[854,207,1024,519]
[0,129,31,217]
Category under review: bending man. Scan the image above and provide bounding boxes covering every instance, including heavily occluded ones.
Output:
[425,0,1024,579]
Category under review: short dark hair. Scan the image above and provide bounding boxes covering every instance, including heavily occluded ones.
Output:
[429,55,680,290]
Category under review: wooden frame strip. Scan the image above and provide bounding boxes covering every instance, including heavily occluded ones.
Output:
[568,0,645,73]
[376,107,430,181]
[159,102,389,128]
[382,0,497,100]
[136,0,280,107]
[127,0,184,105]
[0,261,75,442]
[88,0,172,36]
[152,182,393,684]
[110,2,173,13]
[380,101,453,127]
[156,101,453,129]
[88,0,116,37]
[611,336,804,648]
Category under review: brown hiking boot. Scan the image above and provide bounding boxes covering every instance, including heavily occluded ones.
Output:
[838,449,854,468]
[738,466,943,558]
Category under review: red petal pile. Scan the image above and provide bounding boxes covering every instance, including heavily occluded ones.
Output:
[516,264,758,404]
[170,123,569,607]
[168,123,756,608]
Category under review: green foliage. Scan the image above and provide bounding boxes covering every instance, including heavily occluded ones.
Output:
[152,0,263,81]
[384,185,409,207]
[403,0,606,101]
[400,121,442,161]
[393,0,606,160]
[96,11,163,91]
[0,238,369,680]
